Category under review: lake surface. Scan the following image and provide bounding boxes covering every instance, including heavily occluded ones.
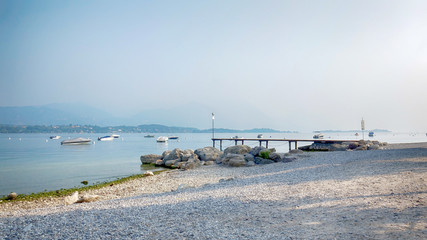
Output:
[0,131,426,196]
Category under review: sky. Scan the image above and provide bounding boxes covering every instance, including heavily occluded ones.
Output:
[0,0,426,132]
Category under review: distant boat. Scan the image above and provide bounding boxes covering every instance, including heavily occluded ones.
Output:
[50,136,61,140]
[61,138,92,145]
[369,132,375,137]
[168,136,179,140]
[355,133,359,136]
[144,135,155,138]
[156,136,168,142]
[111,134,120,138]
[313,133,324,139]
[257,134,263,138]
[98,136,114,141]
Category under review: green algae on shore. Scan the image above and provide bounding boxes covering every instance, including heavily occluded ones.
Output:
[0,168,168,203]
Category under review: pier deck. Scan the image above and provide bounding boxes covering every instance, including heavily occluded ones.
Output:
[212,138,359,151]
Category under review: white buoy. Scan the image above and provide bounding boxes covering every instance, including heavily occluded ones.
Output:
[45,140,48,143]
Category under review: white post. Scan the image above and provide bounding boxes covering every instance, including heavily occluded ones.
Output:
[361,118,365,140]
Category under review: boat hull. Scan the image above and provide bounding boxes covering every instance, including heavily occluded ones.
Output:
[61,138,92,145]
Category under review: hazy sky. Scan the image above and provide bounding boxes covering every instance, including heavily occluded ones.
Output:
[1,0,426,131]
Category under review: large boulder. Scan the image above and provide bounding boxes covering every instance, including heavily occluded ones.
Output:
[223,145,252,155]
[163,148,183,161]
[140,154,162,164]
[221,154,246,167]
[195,147,221,161]
[181,149,198,161]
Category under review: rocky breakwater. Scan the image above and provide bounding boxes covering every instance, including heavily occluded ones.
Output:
[140,147,221,170]
[299,140,388,151]
[141,145,298,169]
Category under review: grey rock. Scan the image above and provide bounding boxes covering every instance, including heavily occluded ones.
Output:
[246,161,255,166]
[195,147,221,161]
[221,154,246,167]
[223,145,252,155]
[244,153,255,162]
[181,149,198,161]
[140,154,162,164]
[249,146,267,156]
[269,152,282,162]
[165,159,178,167]
[368,144,380,150]
[163,149,183,161]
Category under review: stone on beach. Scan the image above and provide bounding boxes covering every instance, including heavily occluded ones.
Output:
[6,192,17,200]
[144,171,154,176]
[64,191,79,205]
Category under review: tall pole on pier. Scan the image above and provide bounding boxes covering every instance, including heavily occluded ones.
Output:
[212,113,215,148]
[212,113,215,139]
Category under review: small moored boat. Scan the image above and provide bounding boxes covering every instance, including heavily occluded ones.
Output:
[369,132,375,137]
[144,135,155,138]
[156,136,168,142]
[313,133,324,139]
[257,134,263,138]
[50,136,61,140]
[168,136,179,140]
[98,136,114,141]
[61,138,92,145]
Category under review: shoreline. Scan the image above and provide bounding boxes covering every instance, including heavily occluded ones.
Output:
[1,142,426,210]
[1,142,426,239]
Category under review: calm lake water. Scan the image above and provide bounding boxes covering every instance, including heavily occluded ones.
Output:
[0,131,426,196]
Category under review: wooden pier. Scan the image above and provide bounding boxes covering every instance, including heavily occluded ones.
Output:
[212,138,358,151]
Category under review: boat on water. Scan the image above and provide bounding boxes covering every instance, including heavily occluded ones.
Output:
[61,138,92,145]
[257,134,263,138]
[50,136,61,140]
[111,134,120,138]
[313,133,324,139]
[355,133,359,136]
[156,136,168,142]
[98,136,114,141]
[369,132,375,137]
[168,136,179,140]
[144,135,155,138]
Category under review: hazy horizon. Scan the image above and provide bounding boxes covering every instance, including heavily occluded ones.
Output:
[1,0,426,132]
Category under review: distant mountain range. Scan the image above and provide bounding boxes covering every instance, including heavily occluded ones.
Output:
[0,104,293,133]
[0,124,288,134]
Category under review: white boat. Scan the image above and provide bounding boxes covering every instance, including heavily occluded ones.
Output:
[98,136,114,141]
[369,132,375,137]
[111,134,120,138]
[61,138,92,145]
[257,134,263,138]
[156,136,168,142]
[50,136,61,140]
[313,133,324,139]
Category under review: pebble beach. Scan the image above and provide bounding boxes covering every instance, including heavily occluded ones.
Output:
[1,143,426,239]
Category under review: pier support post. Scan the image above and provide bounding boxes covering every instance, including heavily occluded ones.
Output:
[289,141,292,151]
[266,141,269,149]
[220,140,223,151]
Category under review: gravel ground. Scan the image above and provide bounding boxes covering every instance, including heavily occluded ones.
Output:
[1,143,426,239]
